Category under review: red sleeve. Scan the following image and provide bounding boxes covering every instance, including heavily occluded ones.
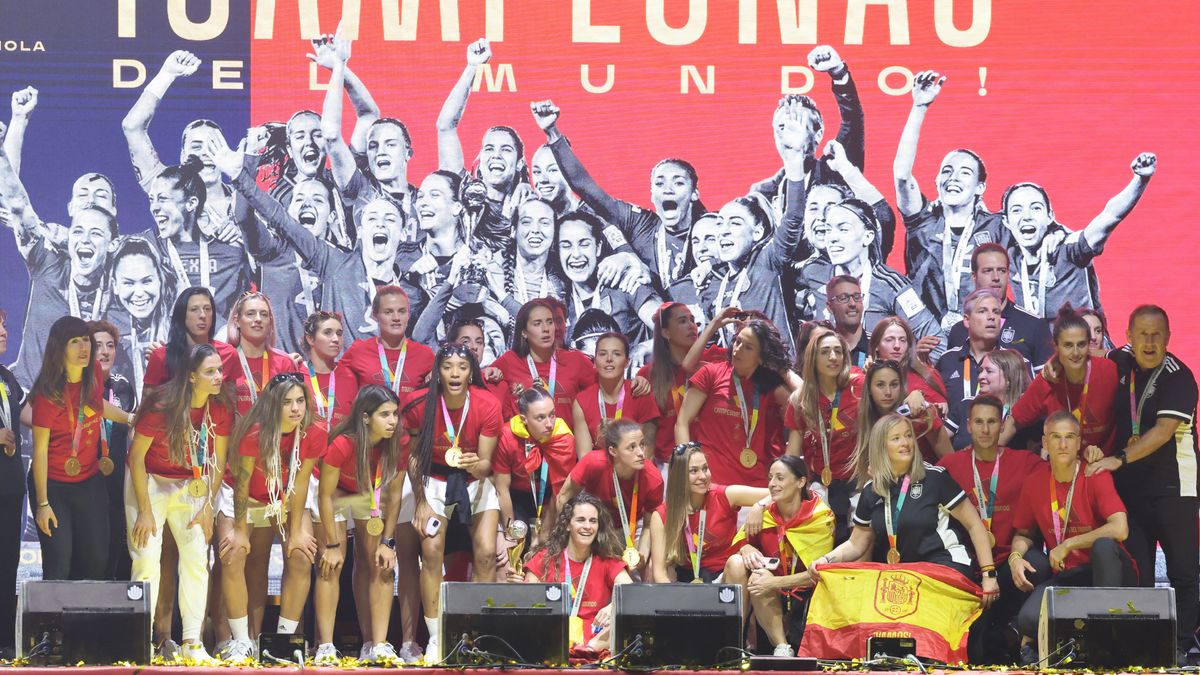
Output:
[524,549,550,579]
[210,403,234,436]
[688,362,717,393]
[1089,471,1126,520]
[31,394,57,428]
[323,435,352,468]
[568,448,602,489]
[403,397,425,430]
[1010,376,1051,427]
[604,557,626,586]
[631,392,660,424]
[641,470,665,515]
[144,347,168,388]
[784,402,798,432]
[238,429,263,461]
[478,392,502,437]
[301,423,328,460]
[134,410,167,439]
[571,352,598,392]
[492,432,516,474]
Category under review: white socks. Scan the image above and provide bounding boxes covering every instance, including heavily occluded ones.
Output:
[276,617,299,634]
[230,616,250,642]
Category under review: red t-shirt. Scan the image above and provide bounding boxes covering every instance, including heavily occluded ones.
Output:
[492,419,577,494]
[636,346,726,463]
[134,400,236,479]
[907,369,948,405]
[222,347,303,415]
[32,369,107,483]
[322,434,388,494]
[306,367,355,430]
[575,381,660,451]
[143,339,237,389]
[235,422,328,504]
[685,361,786,488]
[401,387,502,478]
[524,550,627,637]
[938,447,1044,559]
[567,449,664,528]
[784,373,865,483]
[653,484,741,573]
[337,337,436,407]
[1012,462,1127,570]
[490,349,597,421]
[1010,356,1120,455]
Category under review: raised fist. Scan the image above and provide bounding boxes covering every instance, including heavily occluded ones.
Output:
[529,100,560,131]
[807,46,845,74]
[1131,152,1157,177]
[10,87,38,118]
[911,70,945,108]
[467,38,492,66]
[162,50,201,78]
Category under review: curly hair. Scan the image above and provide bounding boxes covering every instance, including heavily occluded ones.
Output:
[728,318,792,393]
[527,492,625,579]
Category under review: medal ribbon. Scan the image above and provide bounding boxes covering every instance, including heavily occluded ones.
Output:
[266,430,303,536]
[370,460,383,518]
[377,339,409,394]
[67,389,87,462]
[962,359,973,401]
[883,475,912,556]
[307,362,335,420]
[1065,360,1092,424]
[685,508,707,580]
[188,404,211,481]
[816,388,844,479]
[1129,363,1166,437]
[611,469,639,550]
[599,383,626,423]
[237,347,269,404]
[563,553,594,617]
[527,352,558,397]
[1049,463,1080,545]
[970,449,1003,531]
[525,441,549,523]
[732,376,760,453]
[0,380,11,430]
[440,393,471,451]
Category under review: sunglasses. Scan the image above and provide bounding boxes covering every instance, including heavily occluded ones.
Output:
[673,441,701,456]
[270,372,305,387]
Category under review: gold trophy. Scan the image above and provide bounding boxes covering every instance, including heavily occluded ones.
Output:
[506,519,529,574]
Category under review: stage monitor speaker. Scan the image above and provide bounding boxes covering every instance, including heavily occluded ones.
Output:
[1039,585,1176,668]
[18,580,151,665]
[439,581,570,666]
[612,583,742,668]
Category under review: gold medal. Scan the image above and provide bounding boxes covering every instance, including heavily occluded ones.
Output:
[445,447,463,468]
[365,516,385,537]
[187,478,208,499]
[98,456,115,476]
[690,577,705,584]
[1127,434,1140,447]
[887,548,901,564]
[739,449,757,469]
[622,547,641,567]
[821,467,833,485]
[64,456,81,477]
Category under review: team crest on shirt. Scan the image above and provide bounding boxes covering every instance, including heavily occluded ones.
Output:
[874,570,922,620]
[1001,326,1015,343]
[910,483,924,500]
[973,232,993,246]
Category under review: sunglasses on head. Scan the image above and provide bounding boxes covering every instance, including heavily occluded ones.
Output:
[673,441,701,456]
[270,372,305,388]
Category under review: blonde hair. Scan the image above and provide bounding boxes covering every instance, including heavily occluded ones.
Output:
[866,414,925,498]
[227,291,278,349]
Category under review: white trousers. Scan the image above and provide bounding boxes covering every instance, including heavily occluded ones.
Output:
[124,473,210,642]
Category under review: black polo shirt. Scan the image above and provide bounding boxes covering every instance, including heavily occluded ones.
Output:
[0,365,27,497]
[937,345,988,450]
[845,329,871,369]
[946,301,1053,372]
[1109,348,1198,498]
[855,464,973,576]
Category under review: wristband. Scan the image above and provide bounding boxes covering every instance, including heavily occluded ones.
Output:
[37,501,49,508]
[325,542,341,549]
[1116,450,1128,466]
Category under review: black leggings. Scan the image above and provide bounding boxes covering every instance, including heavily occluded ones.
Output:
[27,473,109,581]
[1015,538,1137,639]
[0,492,24,650]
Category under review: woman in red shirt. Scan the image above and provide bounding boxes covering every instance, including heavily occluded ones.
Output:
[490,299,597,421]
[494,387,577,541]
[127,343,234,663]
[302,310,351,429]
[402,344,502,660]
[636,302,726,465]
[30,316,133,580]
[870,317,948,410]
[676,317,792,488]
[313,385,407,664]
[557,419,665,571]
[216,374,326,661]
[226,292,303,415]
[853,360,952,476]
[724,455,835,657]
[143,287,237,391]
[648,443,768,583]
[522,493,633,652]
[573,332,659,456]
[1003,307,1120,455]
[336,286,436,405]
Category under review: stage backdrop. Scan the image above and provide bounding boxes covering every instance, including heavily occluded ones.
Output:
[1,0,1197,364]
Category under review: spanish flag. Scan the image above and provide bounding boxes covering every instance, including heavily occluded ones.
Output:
[799,562,982,664]
[509,415,577,490]
[732,495,834,569]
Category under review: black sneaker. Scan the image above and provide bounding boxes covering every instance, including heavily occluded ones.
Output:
[1018,643,1038,667]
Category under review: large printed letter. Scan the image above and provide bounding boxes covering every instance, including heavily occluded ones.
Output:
[845,0,910,45]
[580,65,615,93]
[647,0,707,46]
[934,0,990,47]
[573,0,621,43]
[167,0,230,41]
[680,66,715,94]
[113,59,147,88]
[473,64,517,92]
[778,0,818,44]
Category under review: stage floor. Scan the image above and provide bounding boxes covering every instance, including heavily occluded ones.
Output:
[0,668,1178,674]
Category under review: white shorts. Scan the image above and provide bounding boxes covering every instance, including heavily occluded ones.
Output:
[331,491,375,523]
[399,476,498,524]
[215,481,319,528]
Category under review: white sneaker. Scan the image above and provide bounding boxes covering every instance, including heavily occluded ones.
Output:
[773,643,795,657]
[398,641,423,664]
[156,639,181,662]
[223,639,257,663]
[213,639,232,659]
[369,642,399,663]
[426,634,440,663]
[358,641,374,661]
[179,642,217,665]
[313,643,340,665]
